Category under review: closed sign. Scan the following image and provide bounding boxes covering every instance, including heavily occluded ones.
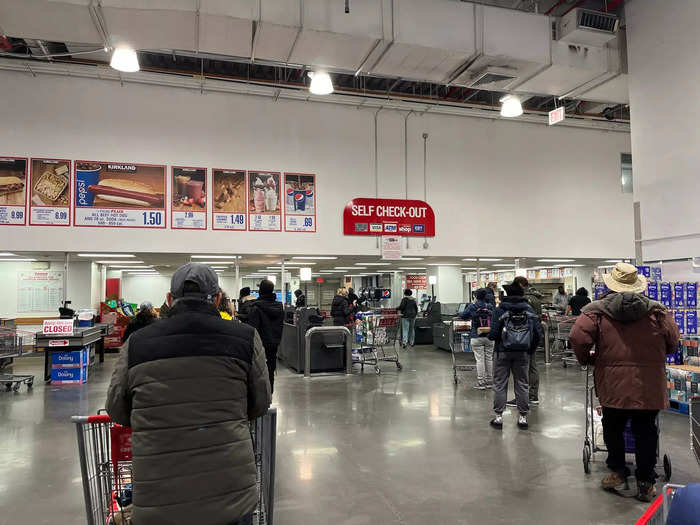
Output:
[43,319,74,336]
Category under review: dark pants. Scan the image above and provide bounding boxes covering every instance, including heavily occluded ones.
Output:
[230,513,253,525]
[264,344,277,393]
[528,353,539,400]
[493,352,530,415]
[602,407,659,482]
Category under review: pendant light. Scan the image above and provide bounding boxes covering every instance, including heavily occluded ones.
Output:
[110,47,140,73]
[308,71,334,95]
[500,95,523,118]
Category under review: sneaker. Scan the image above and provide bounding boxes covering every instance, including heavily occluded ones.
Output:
[473,384,487,390]
[636,481,657,503]
[490,415,503,429]
[530,398,540,405]
[601,472,628,492]
[517,414,528,429]
[506,399,517,407]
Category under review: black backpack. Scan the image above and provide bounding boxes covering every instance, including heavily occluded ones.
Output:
[500,310,537,351]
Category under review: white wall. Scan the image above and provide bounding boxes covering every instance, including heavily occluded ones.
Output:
[121,274,171,307]
[0,70,633,259]
[626,0,700,261]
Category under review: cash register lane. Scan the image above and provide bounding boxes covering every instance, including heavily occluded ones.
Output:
[35,323,105,382]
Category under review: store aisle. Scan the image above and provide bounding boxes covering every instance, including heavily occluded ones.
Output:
[0,348,694,524]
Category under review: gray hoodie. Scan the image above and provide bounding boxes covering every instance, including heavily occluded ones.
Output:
[582,292,666,323]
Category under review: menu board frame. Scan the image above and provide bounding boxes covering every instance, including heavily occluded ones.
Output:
[283,172,317,233]
[0,156,29,226]
[73,160,167,229]
[211,168,248,231]
[248,170,282,232]
[28,157,72,227]
[170,165,208,231]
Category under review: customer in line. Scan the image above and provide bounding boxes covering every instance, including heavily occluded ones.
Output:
[397,289,419,349]
[484,282,498,306]
[158,300,170,319]
[460,288,495,389]
[331,288,352,326]
[245,279,284,393]
[237,286,256,322]
[347,287,359,306]
[552,285,569,313]
[570,263,678,502]
[107,263,271,525]
[218,291,234,320]
[121,301,157,343]
[566,287,591,315]
[488,282,542,430]
[511,276,543,405]
[294,289,306,308]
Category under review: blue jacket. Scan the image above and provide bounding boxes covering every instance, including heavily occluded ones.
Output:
[460,300,494,338]
[488,296,542,353]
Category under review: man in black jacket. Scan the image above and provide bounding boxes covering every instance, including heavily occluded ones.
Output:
[246,279,284,392]
[106,263,270,525]
[397,289,419,348]
[488,282,542,430]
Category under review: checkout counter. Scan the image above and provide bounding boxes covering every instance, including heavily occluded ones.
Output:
[433,303,469,351]
[35,324,106,382]
[414,301,442,345]
[279,307,348,373]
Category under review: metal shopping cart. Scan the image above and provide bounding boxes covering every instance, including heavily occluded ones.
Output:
[548,314,580,368]
[0,327,34,392]
[451,321,475,385]
[352,313,402,375]
[73,409,277,525]
[582,369,671,481]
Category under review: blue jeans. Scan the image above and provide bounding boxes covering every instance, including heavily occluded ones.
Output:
[401,317,416,346]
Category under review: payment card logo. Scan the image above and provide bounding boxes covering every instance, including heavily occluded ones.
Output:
[398,224,412,233]
[355,223,368,232]
[369,223,383,233]
[413,224,425,233]
[384,223,397,233]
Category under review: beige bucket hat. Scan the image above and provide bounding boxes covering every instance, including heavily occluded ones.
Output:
[603,262,647,294]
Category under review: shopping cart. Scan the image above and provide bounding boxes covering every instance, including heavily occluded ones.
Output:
[582,369,671,481]
[352,313,401,375]
[0,327,34,392]
[548,315,579,368]
[73,408,277,525]
[451,327,475,385]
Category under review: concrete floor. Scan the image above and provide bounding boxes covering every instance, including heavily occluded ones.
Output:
[0,347,696,525]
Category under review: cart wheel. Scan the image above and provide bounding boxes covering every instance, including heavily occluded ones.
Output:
[583,444,592,474]
[12,383,20,392]
[4,383,12,392]
[396,362,402,371]
[562,361,568,368]
[26,380,33,389]
[663,454,671,481]
[375,367,381,375]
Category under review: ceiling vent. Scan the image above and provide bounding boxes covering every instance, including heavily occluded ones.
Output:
[559,9,619,47]
[468,68,518,91]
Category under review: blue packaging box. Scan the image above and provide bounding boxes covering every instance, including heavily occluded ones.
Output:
[50,365,88,385]
[51,348,89,368]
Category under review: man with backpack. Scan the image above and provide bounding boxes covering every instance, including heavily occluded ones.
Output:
[397,289,419,348]
[488,281,542,430]
[460,288,495,389]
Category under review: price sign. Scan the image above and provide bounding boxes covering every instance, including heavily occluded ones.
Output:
[29,158,71,226]
[212,169,247,231]
[284,172,316,232]
[0,157,28,225]
[43,319,74,336]
[171,166,207,230]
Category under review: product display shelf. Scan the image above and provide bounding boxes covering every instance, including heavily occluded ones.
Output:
[668,400,690,415]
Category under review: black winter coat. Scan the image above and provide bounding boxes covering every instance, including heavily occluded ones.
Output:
[488,296,542,354]
[331,295,352,325]
[121,312,156,343]
[246,294,284,351]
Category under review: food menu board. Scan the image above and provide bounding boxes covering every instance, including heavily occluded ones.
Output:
[248,171,281,231]
[212,169,247,230]
[74,161,166,228]
[171,166,207,230]
[284,172,316,232]
[29,158,71,226]
[0,157,28,225]
[17,270,64,313]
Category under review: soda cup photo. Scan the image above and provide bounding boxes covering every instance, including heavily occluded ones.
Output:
[293,190,306,211]
[75,162,102,207]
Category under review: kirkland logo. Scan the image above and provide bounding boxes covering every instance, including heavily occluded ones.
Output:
[398,225,411,233]
[384,224,397,233]
[355,223,368,232]
[413,224,425,233]
[369,224,382,233]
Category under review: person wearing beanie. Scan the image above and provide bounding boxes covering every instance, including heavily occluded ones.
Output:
[487,280,542,430]
[294,288,306,308]
[237,286,257,322]
[244,279,284,392]
[460,288,495,389]
[107,263,271,524]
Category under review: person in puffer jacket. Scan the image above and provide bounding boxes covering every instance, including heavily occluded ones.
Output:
[107,263,271,525]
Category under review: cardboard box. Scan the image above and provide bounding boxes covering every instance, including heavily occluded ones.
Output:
[51,365,88,385]
[50,348,89,368]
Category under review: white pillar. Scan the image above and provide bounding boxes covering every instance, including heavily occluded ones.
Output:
[427,265,463,304]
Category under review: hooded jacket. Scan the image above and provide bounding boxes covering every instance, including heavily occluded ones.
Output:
[460,299,494,338]
[487,295,541,353]
[236,294,257,322]
[330,294,352,325]
[246,293,284,352]
[570,292,679,410]
[524,287,543,316]
[397,296,418,319]
[106,299,271,524]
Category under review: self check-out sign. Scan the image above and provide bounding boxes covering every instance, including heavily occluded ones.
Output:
[343,198,435,237]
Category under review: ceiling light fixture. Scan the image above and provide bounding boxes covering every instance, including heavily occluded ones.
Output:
[462,258,477,261]
[195,260,239,265]
[479,258,503,262]
[337,266,365,270]
[0,258,37,262]
[291,256,338,260]
[399,267,426,270]
[605,259,623,263]
[462,267,477,270]
[78,253,135,258]
[427,263,459,266]
[492,264,516,267]
[308,71,333,95]
[361,263,391,266]
[95,260,144,265]
[500,95,523,118]
[110,46,140,73]
[537,258,575,263]
[400,257,424,261]
[0,252,15,256]
[108,265,153,269]
[191,255,240,259]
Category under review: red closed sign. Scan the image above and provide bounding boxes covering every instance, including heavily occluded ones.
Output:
[43,319,74,336]
[406,274,428,289]
[343,198,435,237]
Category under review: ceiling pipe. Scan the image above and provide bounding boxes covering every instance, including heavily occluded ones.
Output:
[404,110,413,249]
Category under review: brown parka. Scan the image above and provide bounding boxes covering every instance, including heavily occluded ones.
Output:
[570,292,679,410]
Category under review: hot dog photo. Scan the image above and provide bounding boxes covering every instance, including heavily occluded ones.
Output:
[75,161,166,209]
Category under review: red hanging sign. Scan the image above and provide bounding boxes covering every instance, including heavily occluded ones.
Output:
[343,198,435,237]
